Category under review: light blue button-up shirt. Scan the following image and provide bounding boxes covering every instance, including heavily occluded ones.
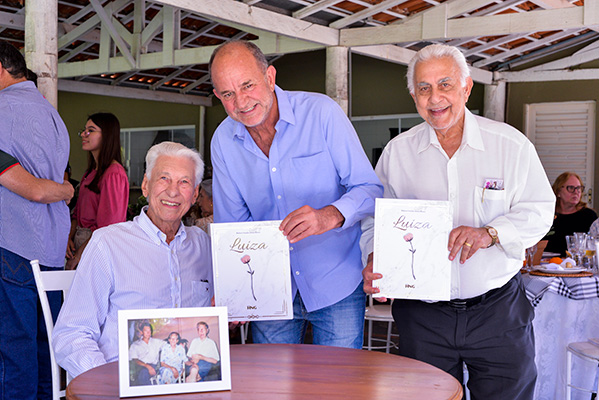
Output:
[211,86,383,312]
[0,81,70,266]
[53,207,213,377]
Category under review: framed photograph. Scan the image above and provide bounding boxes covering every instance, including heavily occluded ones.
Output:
[117,307,231,398]
[373,198,453,301]
[211,220,293,321]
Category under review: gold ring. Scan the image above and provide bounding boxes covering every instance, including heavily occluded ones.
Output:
[464,242,473,247]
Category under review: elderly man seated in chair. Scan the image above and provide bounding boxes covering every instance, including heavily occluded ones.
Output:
[53,142,213,378]
[185,321,220,383]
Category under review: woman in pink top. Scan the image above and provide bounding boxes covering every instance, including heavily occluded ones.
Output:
[66,112,129,269]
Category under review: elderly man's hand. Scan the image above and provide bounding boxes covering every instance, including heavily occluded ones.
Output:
[448,226,493,264]
[280,205,344,244]
[362,253,387,302]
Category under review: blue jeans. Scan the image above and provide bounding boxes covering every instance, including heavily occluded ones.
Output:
[251,282,365,349]
[0,248,61,400]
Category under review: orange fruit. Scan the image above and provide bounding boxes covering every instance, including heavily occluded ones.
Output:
[549,257,563,264]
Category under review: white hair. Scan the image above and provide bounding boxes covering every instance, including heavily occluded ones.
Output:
[406,44,471,94]
[145,142,204,186]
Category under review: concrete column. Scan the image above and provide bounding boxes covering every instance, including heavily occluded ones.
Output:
[24,0,58,108]
[483,81,506,122]
[326,46,349,115]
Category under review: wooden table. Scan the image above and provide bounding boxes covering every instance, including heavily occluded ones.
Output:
[67,344,462,400]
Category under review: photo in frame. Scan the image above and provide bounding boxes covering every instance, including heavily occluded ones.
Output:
[373,198,453,301]
[211,220,292,321]
[117,307,231,398]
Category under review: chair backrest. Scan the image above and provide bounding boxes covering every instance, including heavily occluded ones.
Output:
[31,259,76,400]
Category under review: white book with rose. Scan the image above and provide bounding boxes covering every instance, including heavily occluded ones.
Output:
[373,198,453,301]
[211,220,293,321]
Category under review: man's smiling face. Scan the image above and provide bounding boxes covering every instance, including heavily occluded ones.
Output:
[411,56,473,137]
[142,154,198,235]
[211,43,277,130]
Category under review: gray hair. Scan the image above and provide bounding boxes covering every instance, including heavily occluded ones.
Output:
[209,40,269,79]
[200,179,212,198]
[145,142,204,186]
[406,44,470,95]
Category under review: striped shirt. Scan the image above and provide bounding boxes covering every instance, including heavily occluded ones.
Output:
[53,207,213,378]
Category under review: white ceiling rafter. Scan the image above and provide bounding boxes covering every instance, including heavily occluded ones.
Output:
[340,4,594,47]
[0,0,596,103]
[293,0,342,20]
[472,29,580,67]
[329,0,407,29]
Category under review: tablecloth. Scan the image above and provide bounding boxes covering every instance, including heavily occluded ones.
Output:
[523,273,599,400]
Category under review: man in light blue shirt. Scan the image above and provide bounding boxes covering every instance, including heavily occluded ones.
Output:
[210,41,382,348]
[53,142,213,378]
[0,40,71,400]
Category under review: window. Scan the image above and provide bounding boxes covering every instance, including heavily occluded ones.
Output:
[120,125,196,187]
[351,114,423,166]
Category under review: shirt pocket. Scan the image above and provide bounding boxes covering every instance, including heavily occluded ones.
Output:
[473,186,507,227]
[288,151,339,205]
[191,280,211,307]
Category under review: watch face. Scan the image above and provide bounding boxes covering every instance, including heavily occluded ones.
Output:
[488,227,497,237]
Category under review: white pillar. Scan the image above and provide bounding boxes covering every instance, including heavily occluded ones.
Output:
[326,46,349,115]
[483,81,506,122]
[24,0,58,108]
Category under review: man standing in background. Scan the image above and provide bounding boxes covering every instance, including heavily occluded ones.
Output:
[0,40,71,400]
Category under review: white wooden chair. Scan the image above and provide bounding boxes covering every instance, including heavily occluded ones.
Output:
[31,260,76,400]
[240,323,250,344]
[566,340,599,400]
[363,295,397,353]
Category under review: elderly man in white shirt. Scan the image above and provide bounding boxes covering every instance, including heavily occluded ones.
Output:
[53,142,213,379]
[185,321,220,383]
[361,44,555,400]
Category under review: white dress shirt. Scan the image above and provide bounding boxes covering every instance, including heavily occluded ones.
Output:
[129,337,163,364]
[361,109,555,299]
[187,337,220,362]
[53,207,213,378]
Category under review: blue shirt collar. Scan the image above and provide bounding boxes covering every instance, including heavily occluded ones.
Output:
[136,206,187,245]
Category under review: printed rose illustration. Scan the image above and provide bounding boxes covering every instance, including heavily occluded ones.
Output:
[404,233,416,280]
[241,255,257,301]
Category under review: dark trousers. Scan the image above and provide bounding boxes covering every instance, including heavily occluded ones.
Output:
[393,273,536,400]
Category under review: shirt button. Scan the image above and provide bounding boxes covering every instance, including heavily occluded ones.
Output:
[271,167,277,172]
[295,271,300,275]
[277,195,282,199]
[289,247,294,251]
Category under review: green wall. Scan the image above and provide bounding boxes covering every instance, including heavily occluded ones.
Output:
[58,91,203,181]
[58,49,486,180]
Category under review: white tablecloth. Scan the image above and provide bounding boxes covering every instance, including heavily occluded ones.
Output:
[523,273,599,400]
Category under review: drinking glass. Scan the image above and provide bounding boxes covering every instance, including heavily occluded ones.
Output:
[525,244,537,271]
[565,235,582,266]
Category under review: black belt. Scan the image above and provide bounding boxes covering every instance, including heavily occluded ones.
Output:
[441,274,517,310]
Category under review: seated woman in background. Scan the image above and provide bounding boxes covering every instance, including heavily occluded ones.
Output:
[544,171,598,256]
[184,179,213,235]
[66,113,129,269]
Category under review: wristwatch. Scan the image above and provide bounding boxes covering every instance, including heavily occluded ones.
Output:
[484,226,498,248]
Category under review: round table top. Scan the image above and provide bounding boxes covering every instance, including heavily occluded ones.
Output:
[67,344,462,400]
